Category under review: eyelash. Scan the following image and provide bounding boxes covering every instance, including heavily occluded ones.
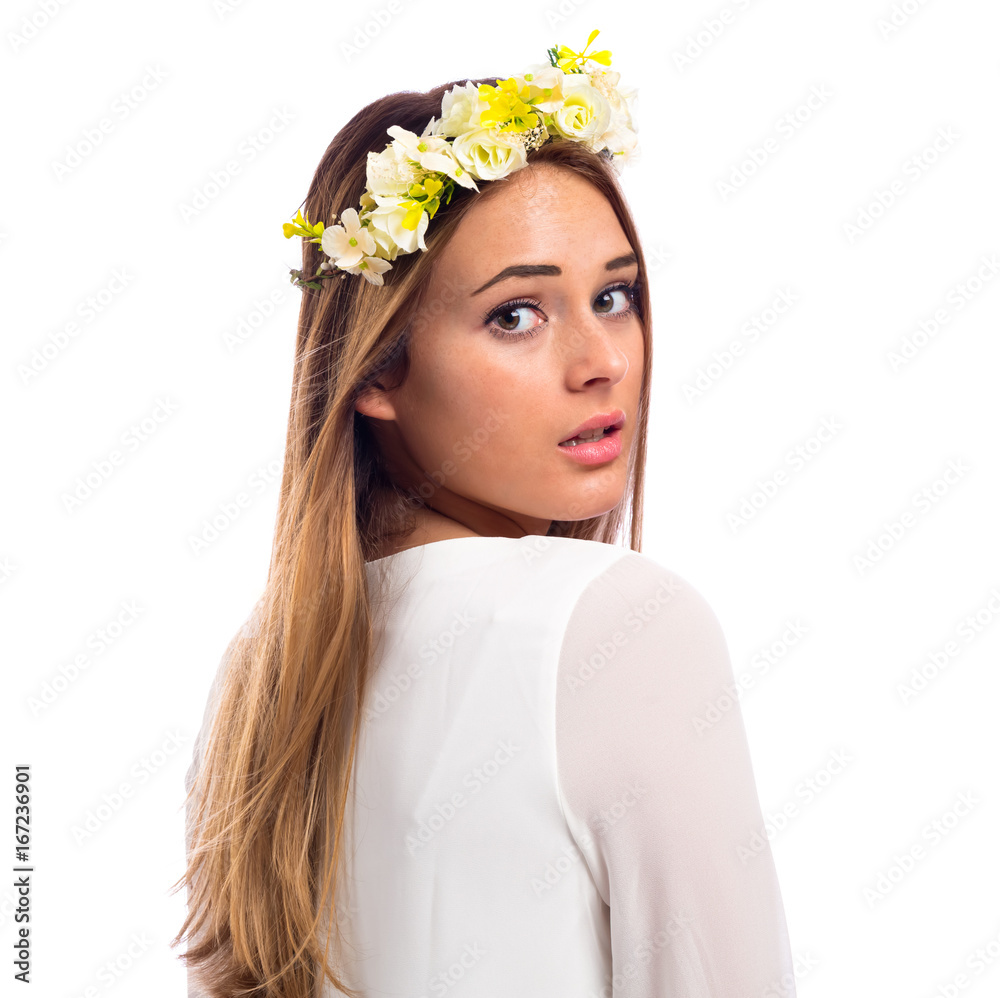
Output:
[481,280,642,341]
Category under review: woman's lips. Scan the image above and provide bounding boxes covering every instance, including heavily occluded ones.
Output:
[559,409,626,444]
[557,425,623,465]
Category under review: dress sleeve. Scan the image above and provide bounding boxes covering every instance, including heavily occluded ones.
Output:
[555,552,797,997]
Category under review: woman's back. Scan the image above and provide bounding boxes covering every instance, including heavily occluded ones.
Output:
[184,534,795,996]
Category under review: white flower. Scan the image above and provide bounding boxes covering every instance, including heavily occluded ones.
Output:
[428,81,487,138]
[588,69,631,118]
[363,194,430,260]
[586,69,638,163]
[366,142,420,197]
[385,125,479,191]
[550,80,611,151]
[519,63,567,113]
[340,254,393,286]
[320,207,376,268]
[450,126,528,182]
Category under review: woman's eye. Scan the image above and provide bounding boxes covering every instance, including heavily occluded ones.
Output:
[496,305,530,333]
[493,306,541,334]
[594,286,633,315]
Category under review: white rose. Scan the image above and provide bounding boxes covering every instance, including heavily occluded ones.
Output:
[363,194,430,260]
[429,82,485,138]
[550,81,611,151]
[451,126,528,182]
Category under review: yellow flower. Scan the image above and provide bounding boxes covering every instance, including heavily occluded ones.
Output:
[551,28,612,74]
[282,209,325,242]
[365,194,430,259]
[478,77,539,133]
[399,175,450,231]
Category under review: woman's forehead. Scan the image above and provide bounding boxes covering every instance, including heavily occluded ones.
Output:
[439,179,627,276]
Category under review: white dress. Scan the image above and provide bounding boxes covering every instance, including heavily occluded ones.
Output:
[185,534,796,997]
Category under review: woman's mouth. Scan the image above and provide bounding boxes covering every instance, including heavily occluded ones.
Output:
[557,425,623,464]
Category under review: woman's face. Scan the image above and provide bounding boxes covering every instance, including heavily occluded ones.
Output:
[359,163,646,537]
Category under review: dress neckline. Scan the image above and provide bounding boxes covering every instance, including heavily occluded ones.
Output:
[363,534,524,568]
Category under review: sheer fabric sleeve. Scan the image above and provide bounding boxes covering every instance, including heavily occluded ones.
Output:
[555,552,796,997]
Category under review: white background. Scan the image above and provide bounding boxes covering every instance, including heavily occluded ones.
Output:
[3,1,999,995]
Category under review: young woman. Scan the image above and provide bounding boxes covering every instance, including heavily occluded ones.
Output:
[174,33,797,998]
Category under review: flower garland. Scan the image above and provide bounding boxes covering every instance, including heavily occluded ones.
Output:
[283,29,639,289]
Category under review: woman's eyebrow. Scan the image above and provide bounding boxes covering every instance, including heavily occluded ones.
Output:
[470,252,637,296]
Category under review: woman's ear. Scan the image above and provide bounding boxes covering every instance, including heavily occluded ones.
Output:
[355,384,397,422]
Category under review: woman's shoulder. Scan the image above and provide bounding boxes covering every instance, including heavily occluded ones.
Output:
[510,537,728,649]
[523,536,714,611]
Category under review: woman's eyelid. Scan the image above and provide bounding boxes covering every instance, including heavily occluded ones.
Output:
[481,273,640,333]
[490,276,637,315]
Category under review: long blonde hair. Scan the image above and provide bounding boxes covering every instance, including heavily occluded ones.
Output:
[170,77,654,998]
